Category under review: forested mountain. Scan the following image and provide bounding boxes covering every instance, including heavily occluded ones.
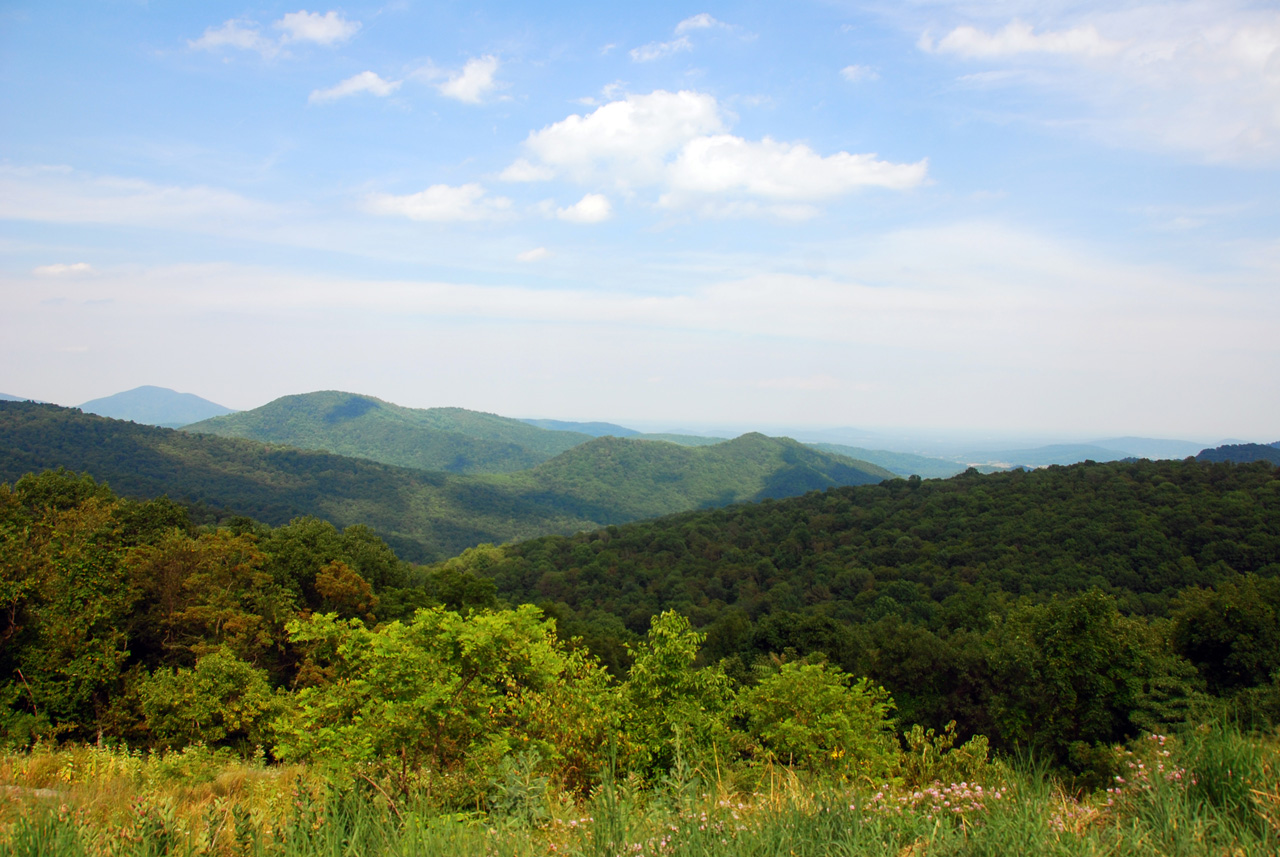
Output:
[1197,442,1280,465]
[79,385,236,427]
[184,391,593,474]
[0,402,892,562]
[440,458,1280,733]
[491,434,895,522]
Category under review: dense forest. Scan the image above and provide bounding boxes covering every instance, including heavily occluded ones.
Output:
[2,456,1278,854]
[430,458,1280,763]
[3,458,1278,775]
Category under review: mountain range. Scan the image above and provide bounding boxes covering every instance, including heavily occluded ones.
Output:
[0,401,891,561]
[184,391,592,474]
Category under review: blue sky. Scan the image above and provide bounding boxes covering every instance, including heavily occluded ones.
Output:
[2,1,1278,440]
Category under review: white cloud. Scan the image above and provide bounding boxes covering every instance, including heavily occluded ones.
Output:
[190,10,359,57]
[556,194,613,223]
[517,247,550,262]
[514,90,726,186]
[275,10,360,45]
[917,5,1280,163]
[666,135,927,199]
[630,36,692,62]
[505,89,926,214]
[436,56,501,103]
[364,183,512,222]
[841,64,879,82]
[675,13,728,35]
[189,20,277,56]
[33,263,93,276]
[14,222,1273,436]
[924,20,1122,59]
[309,71,401,104]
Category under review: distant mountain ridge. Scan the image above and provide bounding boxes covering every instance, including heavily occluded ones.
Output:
[521,418,640,437]
[0,402,892,561]
[807,443,968,479]
[79,385,235,428]
[1196,443,1280,465]
[184,391,594,475]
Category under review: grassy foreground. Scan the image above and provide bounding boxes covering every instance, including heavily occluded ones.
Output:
[2,727,1277,857]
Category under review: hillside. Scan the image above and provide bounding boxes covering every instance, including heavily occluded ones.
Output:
[453,457,1280,727]
[492,433,894,522]
[79,385,235,427]
[1197,442,1280,465]
[0,402,891,562]
[0,401,605,561]
[184,391,593,474]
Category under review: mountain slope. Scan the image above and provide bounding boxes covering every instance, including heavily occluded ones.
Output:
[79,385,235,428]
[183,391,593,474]
[1197,443,1280,465]
[0,401,603,561]
[1,403,892,562]
[493,433,893,522]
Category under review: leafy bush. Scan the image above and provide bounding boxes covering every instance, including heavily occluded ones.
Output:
[737,660,898,782]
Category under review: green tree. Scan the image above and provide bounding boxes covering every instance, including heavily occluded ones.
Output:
[621,611,732,776]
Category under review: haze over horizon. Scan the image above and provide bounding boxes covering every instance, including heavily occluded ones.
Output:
[2,1,1278,439]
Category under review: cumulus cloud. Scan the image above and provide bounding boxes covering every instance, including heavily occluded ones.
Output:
[556,193,613,223]
[363,183,512,222]
[917,4,1280,163]
[436,56,501,103]
[33,263,93,276]
[841,64,879,82]
[515,90,726,186]
[275,10,360,45]
[631,36,693,62]
[309,71,401,104]
[503,89,926,215]
[517,247,550,262]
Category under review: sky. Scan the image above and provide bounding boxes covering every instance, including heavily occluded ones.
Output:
[1,0,1278,441]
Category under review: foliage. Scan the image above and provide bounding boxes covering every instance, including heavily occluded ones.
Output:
[274,605,615,799]
[621,611,732,777]
[735,660,898,781]
[135,647,278,750]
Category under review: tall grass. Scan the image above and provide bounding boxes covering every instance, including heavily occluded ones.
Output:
[2,728,1275,857]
